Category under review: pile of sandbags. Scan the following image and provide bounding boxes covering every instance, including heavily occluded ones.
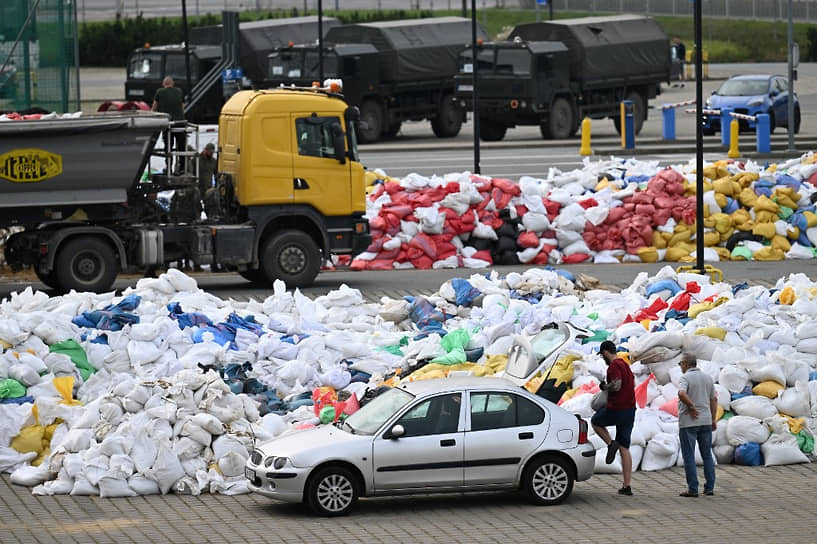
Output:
[2,262,817,497]
[353,153,817,270]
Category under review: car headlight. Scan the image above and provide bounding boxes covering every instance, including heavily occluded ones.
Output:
[263,456,290,469]
[705,99,712,107]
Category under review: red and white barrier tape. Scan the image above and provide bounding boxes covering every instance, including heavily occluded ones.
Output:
[662,99,696,110]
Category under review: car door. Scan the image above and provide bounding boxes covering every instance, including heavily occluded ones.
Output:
[372,393,464,492]
[463,391,549,486]
[771,78,788,122]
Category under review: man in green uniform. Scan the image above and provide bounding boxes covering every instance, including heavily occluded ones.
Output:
[152,76,186,174]
[198,142,218,201]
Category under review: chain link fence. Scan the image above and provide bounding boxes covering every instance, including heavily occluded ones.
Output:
[0,0,79,114]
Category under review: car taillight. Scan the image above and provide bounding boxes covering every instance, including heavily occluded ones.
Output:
[577,417,588,444]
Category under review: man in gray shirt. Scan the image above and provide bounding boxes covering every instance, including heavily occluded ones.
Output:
[677,354,718,497]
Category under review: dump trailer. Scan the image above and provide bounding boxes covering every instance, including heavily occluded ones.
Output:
[266,17,488,143]
[1,88,370,293]
[125,15,340,123]
[454,15,671,141]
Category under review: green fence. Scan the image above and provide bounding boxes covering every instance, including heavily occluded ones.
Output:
[0,0,79,114]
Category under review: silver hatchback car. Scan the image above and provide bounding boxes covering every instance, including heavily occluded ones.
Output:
[246,375,595,516]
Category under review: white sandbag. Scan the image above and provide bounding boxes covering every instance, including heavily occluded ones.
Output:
[179,420,212,447]
[54,428,93,453]
[521,212,549,233]
[628,331,685,358]
[173,437,205,460]
[726,415,771,446]
[730,395,778,419]
[70,474,99,496]
[99,434,130,457]
[33,474,74,496]
[559,392,594,419]
[10,464,53,487]
[761,433,810,466]
[714,383,731,411]
[0,447,37,473]
[218,451,246,478]
[212,434,249,461]
[8,363,41,387]
[636,346,682,365]
[641,432,679,471]
[783,359,810,387]
[714,444,734,464]
[719,365,751,393]
[190,413,224,436]
[809,381,817,418]
[180,456,207,478]
[164,268,198,292]
[128,474,161,495]
[145,442,185,495]
[743,363,786,385]
[98,475,136,498]
[773,381,811,417]
[128,322,161,342]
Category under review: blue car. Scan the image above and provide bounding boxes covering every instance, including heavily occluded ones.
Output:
[702,74,800,135]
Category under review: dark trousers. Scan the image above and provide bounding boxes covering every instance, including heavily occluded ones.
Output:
[163,126,186,174]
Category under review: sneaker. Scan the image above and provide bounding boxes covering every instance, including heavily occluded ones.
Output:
[704,489,714,496]
[679,490,699,497]
[618,486,633,496]
[605,440,619,464]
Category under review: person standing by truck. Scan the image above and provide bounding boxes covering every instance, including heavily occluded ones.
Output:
[672,37,686,87]
[152,76,186,174]
[197,142,218,201]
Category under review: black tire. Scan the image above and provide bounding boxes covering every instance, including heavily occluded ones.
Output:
[358,100,383,144]
[260,230,321,288]
[55,237,118,293]
[768,110,776,134]
[479,119,507,142]
[541,97,574,140]
[382,120,402,138]
[431,94,463,138]
[305,466,358,517]
[612,92,646,135]
[35,268,61,290]
[238,268,267,284]
[522,454,574,506]
[794,106,801,134]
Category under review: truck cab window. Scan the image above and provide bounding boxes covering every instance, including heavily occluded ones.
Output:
[128,52,163,79]
[296,117,342,159]
[496,50,530,76]
[165,54,193,82]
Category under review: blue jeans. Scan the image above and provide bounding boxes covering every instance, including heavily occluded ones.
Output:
[679,425,715,493]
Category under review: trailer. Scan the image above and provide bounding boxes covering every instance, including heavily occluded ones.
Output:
[1,88,371,293]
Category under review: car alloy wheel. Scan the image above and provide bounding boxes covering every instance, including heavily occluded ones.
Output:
[307,466,358,516]
[524,455,574,505]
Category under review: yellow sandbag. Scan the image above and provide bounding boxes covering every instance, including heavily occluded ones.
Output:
[713,247,732,261]
[710,213,732,234]
[752,222,777,240]
[753,246,785,261]
[640,320,651,330]
[730,208,753,231]
[638,246,659,262]
[32,447,50,467]
[652,231,667,249]
[0,339,11,349]
[712,177,735,196]
[595,177,610,191]
[787,226,800,240]
[715,405,724,422]
[703,231,721,247]
[11,425,45,454]
[804,211,817,228]
[755,210,778,224]
[768,163,778,172]
[754,195,779,214]
[782,415,806,434]
[694,327,727,340]
[736,187,758,207]
[713,193,728,209]
[773,187,799,209]
[752,380,785,399]
[669,230,692,247]
[771,235,791,252]
[689,296,728,318]
[779,286,796,305]
[734,171,759,187]
[702,165,718,180]
[483,354,509,375]
[715,162,730,178]
[665,246,691,262]
[560,387,579,403]
[719,228,734,243]
[53,376,82,406]
[550,354,578,387]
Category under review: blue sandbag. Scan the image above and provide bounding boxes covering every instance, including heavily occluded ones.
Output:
[731,386,754,401]
[645,278,682,298]
[451,278,481,307]
[734,442,763,466]
[775,173,801,190]
[722,197,740,214]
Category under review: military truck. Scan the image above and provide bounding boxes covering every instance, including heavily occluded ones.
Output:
[266,17,488,143]
[0,87,370,293]
[454,15,671,141]
[125,15,339,123]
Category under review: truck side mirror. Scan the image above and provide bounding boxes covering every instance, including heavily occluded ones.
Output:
[332,124,346,164]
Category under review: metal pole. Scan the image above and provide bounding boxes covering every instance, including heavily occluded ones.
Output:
[549,0,553,20]
[318,0,324,85]
[536,2,541,22]
[694,0,704,274]
[73,0,81,110]
[471,0,480,175]
[786,0,795,151]
[182,0,192,103]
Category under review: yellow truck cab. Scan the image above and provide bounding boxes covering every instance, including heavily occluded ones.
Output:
[214,87,370,286]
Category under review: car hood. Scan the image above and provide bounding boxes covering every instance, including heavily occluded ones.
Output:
[256,424,369,462]
[708,94,766,108]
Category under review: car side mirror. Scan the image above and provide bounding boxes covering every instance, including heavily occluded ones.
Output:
[710,90,717,95]
[388,425,405,439]
[770,90,779,97]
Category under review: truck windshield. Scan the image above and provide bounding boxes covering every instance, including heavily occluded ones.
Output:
[269,50,303,79]
[128,52,163,80]
[495,49,531,75]
[165,53,195,83]
[304,51,338,79]
[459,49,495,73]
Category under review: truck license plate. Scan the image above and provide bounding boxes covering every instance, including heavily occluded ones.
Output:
[245,467,255,480]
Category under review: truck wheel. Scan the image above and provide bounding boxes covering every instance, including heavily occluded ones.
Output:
[794,106,800,134]
[55,237,118,293]
[541,97,574,140]
[613,92,646,135]
[35,269,61,290]
[383,121,402,138]
[238,269,267,284]
[479,119,507,142]
[358,100,383,144]
[261,230,321,288]
[431,95,463,138]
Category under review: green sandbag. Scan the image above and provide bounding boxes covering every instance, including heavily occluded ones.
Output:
[581,329,609,345]
[319,405,336,424]
[377,335,409,357]
[0,378,27,398]
[796,430,814,454]
[432,328,472,365]
[49,339,95,381]
[731,246,753,260]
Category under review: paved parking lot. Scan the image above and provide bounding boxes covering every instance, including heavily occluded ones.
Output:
[2,462,815,543]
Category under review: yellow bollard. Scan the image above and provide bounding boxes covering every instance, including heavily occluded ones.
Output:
[620,102,626,148]
[580,117,592,156]
[728,118,740,158]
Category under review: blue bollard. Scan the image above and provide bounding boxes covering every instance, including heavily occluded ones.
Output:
[662,106,676,140]
[720,108,732,147]
[622,99,635,149]
[756,113,770,153]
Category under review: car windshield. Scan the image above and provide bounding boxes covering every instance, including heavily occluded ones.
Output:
[343,387,414,435]
[717,79,768,96]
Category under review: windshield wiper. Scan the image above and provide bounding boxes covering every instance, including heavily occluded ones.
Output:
[341,420,356,434]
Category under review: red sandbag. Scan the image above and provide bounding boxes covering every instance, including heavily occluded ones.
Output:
[606,207,628,223]
[578,197,598,209]
[669,292,692,311]
[443,181,461,194]
[515,205,528,218]
[492,178,521,195]
[411,255,434,269]
[384,183,402,194]
[409,233,438,259]
[563,252,590,264]
[366,259,394,270]
[376,247,401,261]
[470,250,493,263]
[349,259,369,271]
[635,204,656,217]
[543,199,561,220]
[366,237,385,253]
[491,188,514,210]
[369,216,387,231]
[517,231,540,249]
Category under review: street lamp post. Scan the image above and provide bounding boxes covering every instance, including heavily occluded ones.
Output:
[694,0,704,274]
[471,0,480,175]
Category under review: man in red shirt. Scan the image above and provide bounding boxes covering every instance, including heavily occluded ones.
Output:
[591,340,636,496]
